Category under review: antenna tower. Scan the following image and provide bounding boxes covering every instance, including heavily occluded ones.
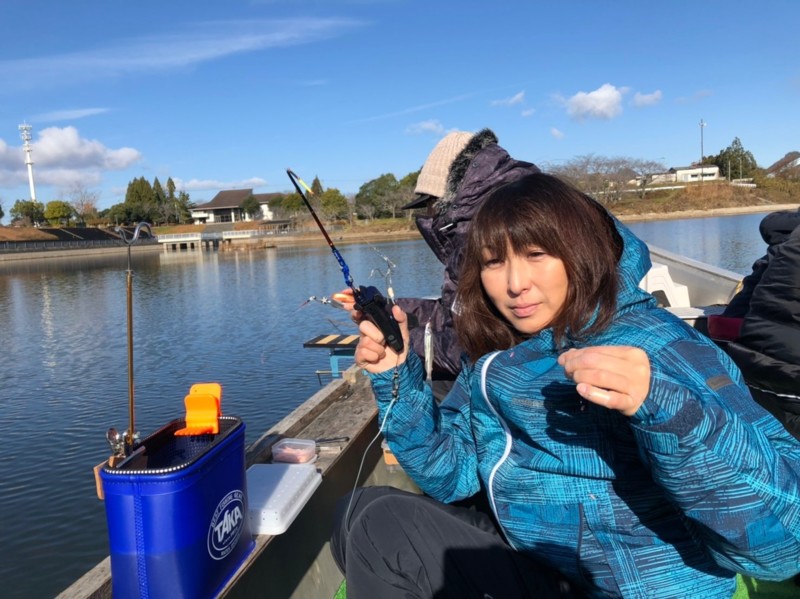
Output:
[18,122,37,201]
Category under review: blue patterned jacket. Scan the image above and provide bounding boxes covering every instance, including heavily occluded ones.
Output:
[369,222,800,598]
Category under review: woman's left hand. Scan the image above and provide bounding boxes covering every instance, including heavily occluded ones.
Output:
[558,346,650,417]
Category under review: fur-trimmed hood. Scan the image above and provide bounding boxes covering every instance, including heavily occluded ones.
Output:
[433,128,499,213]
[418,130,541,270]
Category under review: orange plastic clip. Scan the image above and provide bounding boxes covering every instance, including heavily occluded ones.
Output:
[332,292,352,303]
[175,382,222,436]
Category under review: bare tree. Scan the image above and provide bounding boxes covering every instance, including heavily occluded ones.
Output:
[65,182,100,225]
[550,154,665,204]
[628,159,668,198]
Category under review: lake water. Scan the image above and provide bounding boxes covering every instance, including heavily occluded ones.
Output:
[625,211,770,275]
[0,212,774,597]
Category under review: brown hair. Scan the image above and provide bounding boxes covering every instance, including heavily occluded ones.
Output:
[454,173,623,360]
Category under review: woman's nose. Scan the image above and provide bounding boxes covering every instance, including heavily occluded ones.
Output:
[506,259,529,295]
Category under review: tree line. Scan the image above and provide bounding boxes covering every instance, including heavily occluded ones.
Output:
[306,137,797,219]
[2,137,797,228]
[3,176,191,227]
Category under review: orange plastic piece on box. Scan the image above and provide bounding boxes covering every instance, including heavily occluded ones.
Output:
[175,383,222,436]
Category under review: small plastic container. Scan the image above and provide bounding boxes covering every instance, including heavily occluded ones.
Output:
[271,438,317,464]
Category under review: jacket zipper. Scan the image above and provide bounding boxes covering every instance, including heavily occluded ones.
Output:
[479,352,518,550]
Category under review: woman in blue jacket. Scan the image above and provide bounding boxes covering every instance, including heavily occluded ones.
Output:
[332,173,800,598]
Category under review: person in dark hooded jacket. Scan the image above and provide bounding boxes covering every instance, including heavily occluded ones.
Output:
[720,210,800,439]
[721,208,800,319]
[375,129,542,398]
[708,208,800,438]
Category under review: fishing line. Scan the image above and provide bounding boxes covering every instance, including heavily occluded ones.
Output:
[325,317,349,334]
[369,246,397,301]
[344,355,401,529]
[257,296,351,365]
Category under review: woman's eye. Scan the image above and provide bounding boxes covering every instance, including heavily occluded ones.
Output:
[523,245,547,259]
[482,256,503,268]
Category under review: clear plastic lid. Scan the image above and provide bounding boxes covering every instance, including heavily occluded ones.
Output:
[271,438,317,464]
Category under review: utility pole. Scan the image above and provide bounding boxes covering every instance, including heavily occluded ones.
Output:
[18,122,37,201]
[699,119,707,186]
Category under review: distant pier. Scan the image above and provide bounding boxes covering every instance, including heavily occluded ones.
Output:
[155,229,283,251]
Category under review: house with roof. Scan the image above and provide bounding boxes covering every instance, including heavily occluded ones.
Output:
[667,165,721,183]
[190,189,284,224]
[631,165,721,186]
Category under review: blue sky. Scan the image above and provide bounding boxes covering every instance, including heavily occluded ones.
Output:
[0,0,797,217]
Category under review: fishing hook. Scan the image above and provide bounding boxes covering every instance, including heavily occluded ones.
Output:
[369,246,397,302]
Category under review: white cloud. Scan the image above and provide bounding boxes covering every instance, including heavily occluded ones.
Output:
[0,138,29,187]
[43,167,103,189]
[0,126,140,189]
[566,83,626,120]
[0,138,17,166]
[521,108,536,118]
[0,18,363,93]
[34,127,140,170]
[174,177,268,192]
[632,90,662,107]
[33,108,111,122]
[355,92,476,123]
[551,128,564,139]
[491,91,525,106]
[405,120,445,135]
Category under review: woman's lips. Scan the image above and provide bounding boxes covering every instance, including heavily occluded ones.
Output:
[510,303,538,318]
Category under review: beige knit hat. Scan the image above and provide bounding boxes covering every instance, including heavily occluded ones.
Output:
[413,131,474,199]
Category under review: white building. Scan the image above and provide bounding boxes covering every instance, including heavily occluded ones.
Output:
[669,165,721,183]
[190,189,283,224]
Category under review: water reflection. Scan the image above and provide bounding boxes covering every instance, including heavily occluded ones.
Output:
[0,248,161,276]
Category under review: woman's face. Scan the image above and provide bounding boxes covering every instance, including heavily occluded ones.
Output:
[480,242,569,335]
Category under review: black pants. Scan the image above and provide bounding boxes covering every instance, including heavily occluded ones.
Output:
[330,486,576,599]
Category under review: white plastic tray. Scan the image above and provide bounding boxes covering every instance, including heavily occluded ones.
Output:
[246,463,322,535]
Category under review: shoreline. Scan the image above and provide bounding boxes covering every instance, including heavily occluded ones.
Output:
[1,203,797,261]
[0,242,161,264]
[615,203,799,223]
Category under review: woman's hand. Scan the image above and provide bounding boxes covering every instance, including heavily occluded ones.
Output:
[354,304,409,374]
[558,346,651,417]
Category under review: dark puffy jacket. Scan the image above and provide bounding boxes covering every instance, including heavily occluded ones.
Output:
[396,131,540,379]
[724,209,800,317]
[725,222,800,438]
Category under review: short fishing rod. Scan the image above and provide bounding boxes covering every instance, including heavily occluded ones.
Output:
[286,169,403,353]
[287,169,354,289]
